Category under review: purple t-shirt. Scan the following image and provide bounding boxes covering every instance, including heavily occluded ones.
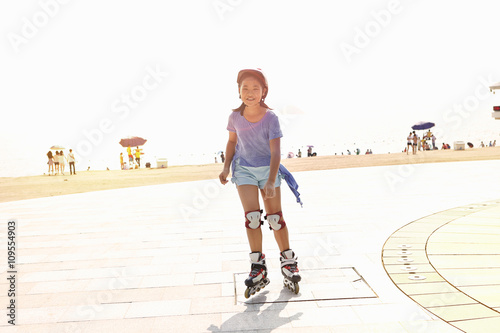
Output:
[227,110,282,167]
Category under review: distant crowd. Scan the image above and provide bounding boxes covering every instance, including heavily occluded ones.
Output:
[406,130,437,154]
[46,149,76,176]
[120,146,143,170]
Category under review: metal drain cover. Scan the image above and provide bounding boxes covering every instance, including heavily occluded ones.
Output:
[234,267,378,304]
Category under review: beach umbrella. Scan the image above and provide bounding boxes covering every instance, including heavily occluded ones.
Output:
[411,121,435,131]
[119,136,147,147]
[50,145,65,150]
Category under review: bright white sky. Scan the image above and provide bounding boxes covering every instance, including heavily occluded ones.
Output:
[1,0,500,176]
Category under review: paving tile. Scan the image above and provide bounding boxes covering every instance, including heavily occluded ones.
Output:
[432,224,500,235]
[383,263,436,274]
[429,232,500,244]
[153,313,222,332]
[352,302,432,324]
[438,268,500,287]
[427,242,500,255]
[425,303,500,322]
[59,303,131,322]
[409,292,477,308]
[399,319,465,332]
[125,299,191,318]
[387,272,445,284]
[397,281,460,296]
[459,285,500,308]
[161,284,221,300]
[289,306,361,327]
[382,248,426,257]
[15,306,70,325]
[140,273,195,288]
[11,322,92,333]
[194,271,234,285]
[190,296,236,315]
[427,254,500,269]
[451,316,500,333]
[382,255,430,266]
[27,279,91,295]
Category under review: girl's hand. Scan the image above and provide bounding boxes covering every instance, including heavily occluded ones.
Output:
[219,168,230,185]
[262,180,275,200]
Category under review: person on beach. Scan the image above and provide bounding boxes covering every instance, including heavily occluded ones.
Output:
[54,151,60,174]
[67,149,76,175]
[219,68,302,297]
[120,153,125,170]
[127,146,134,165]
[59,150,66,175]
[47,151,54,175]
[412,131,418,154]
[407,132,412,155]
[135,147,141,167]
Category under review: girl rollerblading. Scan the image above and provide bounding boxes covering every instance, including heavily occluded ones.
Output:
[219,68,302,298]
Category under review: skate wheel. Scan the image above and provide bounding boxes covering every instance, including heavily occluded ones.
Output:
[244,288,251,299]
[256,287,260,292]
[294,283,299,294]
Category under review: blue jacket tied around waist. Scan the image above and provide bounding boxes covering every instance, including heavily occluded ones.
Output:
[279,164,303,207]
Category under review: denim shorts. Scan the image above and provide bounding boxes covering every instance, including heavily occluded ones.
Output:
[231,160,282,189]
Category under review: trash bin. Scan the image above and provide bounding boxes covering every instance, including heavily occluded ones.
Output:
[156,158,168,168]
[454,141,465,150]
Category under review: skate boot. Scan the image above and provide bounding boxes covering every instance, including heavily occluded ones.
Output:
[280,249,301,294]
[244,252,270,298]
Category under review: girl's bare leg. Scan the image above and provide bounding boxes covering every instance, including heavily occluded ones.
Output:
[237,185,263,252]
[260,187,290,252]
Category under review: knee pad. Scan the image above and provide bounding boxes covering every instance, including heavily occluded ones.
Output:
[265,211,286,231]
[245,209,263,229]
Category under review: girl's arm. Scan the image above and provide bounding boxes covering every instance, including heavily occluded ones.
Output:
[263,137,280,199]
[219,131,237,184]
[268,137,280,182]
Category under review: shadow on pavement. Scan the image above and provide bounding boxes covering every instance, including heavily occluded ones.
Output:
[207,289,303,332]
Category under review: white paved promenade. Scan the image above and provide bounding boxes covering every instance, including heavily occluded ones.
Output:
[1,159,500,332]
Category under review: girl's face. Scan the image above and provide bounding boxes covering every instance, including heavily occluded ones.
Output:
[239,77,265,108]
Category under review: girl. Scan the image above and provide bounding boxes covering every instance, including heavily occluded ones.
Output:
[59,150,66,175]
[47,150,54,175]
[54,151,60,175]
[219,68,301,298]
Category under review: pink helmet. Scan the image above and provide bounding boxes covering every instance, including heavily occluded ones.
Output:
[237,68,268,99]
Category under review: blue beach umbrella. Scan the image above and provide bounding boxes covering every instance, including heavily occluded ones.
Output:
[411,121,435,131]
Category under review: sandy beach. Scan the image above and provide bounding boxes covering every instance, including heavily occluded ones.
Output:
[1,147,499,203]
